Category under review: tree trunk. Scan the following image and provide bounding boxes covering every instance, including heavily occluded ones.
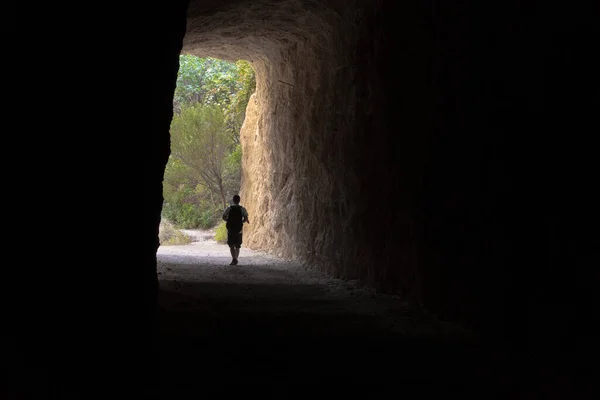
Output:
[218,178,226,210]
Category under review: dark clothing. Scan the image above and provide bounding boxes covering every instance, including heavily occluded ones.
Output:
[226,205,244,233]
[227,231,243,248]
[223,203,248,249]
[222,204,248,226]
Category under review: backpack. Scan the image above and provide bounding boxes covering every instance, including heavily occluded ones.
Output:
[226,205,244,232]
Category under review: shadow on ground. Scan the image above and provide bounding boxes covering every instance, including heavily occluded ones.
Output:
[157,279,511,390]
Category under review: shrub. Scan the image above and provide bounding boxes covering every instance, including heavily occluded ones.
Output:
[177,203,204,228]
[199,208,219,229]
[214,221,228,244]
[159,219,193,245]
[161,200,204,229]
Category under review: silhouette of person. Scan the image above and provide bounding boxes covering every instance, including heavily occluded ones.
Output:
[222,194,249,265]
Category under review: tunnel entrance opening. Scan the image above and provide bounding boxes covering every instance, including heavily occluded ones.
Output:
[175,1,367,280]
[155,1,485,386]
[159,54,255,249]
[6,0,590,394]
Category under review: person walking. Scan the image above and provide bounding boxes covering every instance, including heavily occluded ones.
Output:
[222,194,249,265]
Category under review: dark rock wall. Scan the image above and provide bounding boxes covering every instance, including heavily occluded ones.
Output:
[181,0,597,346]
[8,1,596,390]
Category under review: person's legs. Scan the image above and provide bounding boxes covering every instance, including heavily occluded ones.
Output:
[229,246,236,259]
[226,232,243,265]
[235,233,243,262]
[227,230,238,265]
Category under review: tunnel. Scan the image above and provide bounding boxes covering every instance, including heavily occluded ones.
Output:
[8,0,596,396]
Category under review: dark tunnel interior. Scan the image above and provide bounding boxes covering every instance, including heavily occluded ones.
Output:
[6,0,597,396]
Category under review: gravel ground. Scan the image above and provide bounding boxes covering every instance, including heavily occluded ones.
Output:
[157,229,469,338]
[153,229,507,390]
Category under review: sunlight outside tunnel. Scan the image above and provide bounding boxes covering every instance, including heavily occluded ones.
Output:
[159,55,256,250]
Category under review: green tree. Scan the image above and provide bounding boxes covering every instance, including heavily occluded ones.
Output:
[163,55,256,229]
[169,104,233,210]
[173,55,244,113]
[173,55,206,112]
[225,60,256,145]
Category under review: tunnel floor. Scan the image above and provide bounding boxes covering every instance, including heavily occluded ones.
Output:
[156,230,511,391]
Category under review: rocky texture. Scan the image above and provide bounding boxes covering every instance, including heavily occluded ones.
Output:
[180,4,437,345]
[10,3,595,393]
[180,1,449,332]
[154,236,489,388]
[180,1,595,347]
[183,0,411,292]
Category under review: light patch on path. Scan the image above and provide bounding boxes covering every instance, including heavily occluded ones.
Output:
[157,229,471,338]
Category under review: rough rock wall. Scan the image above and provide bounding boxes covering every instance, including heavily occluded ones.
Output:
[181,0,484,329]
[9,4,595,384]
[238,22,364,270]
[228,1,425,302]
[183,0,599,341]
[10,1,596,392]
[183,0,433,312]
[184,0,377,279]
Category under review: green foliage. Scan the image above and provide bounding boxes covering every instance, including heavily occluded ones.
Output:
[225,60,256,143]
[173,55,248,113]
[214,221,228,244]
[227,143,242,168]
[222,143,242,198]
[162,201,204,229]
[170,104,229,162]
[199,208,220,229]
[169,103,231,209]
[161,185,204,229]
[163,55,256,230]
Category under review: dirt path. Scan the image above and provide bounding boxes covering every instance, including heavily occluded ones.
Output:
[158,229,468,336]
[155,230,503,388]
